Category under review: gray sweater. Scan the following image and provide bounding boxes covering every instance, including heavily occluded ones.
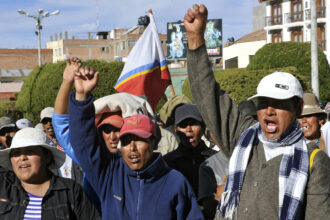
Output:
[187,44,330,219]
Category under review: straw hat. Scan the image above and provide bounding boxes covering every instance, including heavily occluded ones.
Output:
[0,127,66,170]
[301,93,327,117]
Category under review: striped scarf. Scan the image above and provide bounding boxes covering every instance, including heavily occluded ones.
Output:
[218,120,309,220]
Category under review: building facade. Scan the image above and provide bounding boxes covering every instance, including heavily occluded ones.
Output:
[261,0,329,61]
[47,27,167,63]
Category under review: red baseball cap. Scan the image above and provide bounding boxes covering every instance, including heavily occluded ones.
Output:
[120,114,156,139]
[97,112,123,129]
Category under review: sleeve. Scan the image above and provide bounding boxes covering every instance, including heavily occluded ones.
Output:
[69,92,117,195]
[198,161,217,201]
[73,181,102,220]
[304,150,330,219]
[52,113,79,164]
[176,180,205,220]
[187,44,255,157]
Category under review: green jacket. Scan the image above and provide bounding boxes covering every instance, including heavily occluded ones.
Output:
[187,44,330,219]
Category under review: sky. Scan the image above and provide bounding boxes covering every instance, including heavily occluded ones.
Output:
[0,0,259,49]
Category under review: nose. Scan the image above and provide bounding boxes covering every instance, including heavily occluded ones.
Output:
[109,131,118,141]
[185,125,192,133]
[128,140,137,152]
[265,105,276,116]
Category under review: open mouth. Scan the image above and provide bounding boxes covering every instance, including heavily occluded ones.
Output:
[128,155,140,163]
[19,164,31,169]
[264,119,277,133]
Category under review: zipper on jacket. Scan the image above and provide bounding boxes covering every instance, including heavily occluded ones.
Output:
[136,171,141,219]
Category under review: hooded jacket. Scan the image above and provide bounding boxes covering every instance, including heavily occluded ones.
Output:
[68,92,204,220]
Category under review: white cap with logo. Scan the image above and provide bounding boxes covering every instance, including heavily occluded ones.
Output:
[248,72,303,100]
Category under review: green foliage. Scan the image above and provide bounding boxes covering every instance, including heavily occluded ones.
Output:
[0,100,22,121]
[15,60,124,125]
[182,66,310,103]
[247,42,330,102]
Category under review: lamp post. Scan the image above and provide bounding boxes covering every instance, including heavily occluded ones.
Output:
[18,9,60,66]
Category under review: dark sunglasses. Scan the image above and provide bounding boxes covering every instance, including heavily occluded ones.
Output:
[0,127,16,136]
[41,118,52,125]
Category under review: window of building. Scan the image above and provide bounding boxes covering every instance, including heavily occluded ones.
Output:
[271,2,282,25]
[115,43,118,56]
[121,41,126,50]
[101,47,107,53]
[58,48,62,56]
[225,57,238,69]
[128,40,136,47]
[291,0,303,22]
[271,31,282,43]
[317,0,326,18]
[318,25,326,50]
[54,48,57,56]
[291,28,303,42]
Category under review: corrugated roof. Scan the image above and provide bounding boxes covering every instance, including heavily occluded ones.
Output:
[234,29,266,44]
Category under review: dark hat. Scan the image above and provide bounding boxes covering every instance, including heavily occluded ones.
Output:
[174,104,203,125]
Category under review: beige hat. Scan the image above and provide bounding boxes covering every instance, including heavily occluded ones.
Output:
[40,107,54,122]
[159,94,192,124]
[301,93,327,117]
[0,127,66,170]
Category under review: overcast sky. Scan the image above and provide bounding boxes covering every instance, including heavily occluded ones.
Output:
[0,0,259,49]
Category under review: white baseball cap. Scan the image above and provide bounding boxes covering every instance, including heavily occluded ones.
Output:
[16,118,33,130]
[248,72,303,100]
[0,127,66,170]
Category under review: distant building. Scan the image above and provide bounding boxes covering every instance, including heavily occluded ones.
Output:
[223,29,267,69]
[253,1,266,31]
[259,0,329,62]
[0,49,52,82]
[47,27,167,63]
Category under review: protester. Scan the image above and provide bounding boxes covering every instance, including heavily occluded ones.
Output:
[0,127,100,219]
[198,132,229,220]
[52,58,156,212]
[298,93,327,151]
[184,4,330,219]
[0,116,17,149]
[40,107,58,146]
[164,104,217,196]
[68,66,204,219]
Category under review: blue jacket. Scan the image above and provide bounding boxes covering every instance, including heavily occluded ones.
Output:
[52,113,101,212]
[68,92,204,220]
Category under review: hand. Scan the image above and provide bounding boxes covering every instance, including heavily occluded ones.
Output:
[184,4,208,49]
[63,57,82,82]
[74,66,99,100]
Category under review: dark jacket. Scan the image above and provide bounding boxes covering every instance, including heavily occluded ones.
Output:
[0,170,100,220]
[164,142,216,196]
[187,44,330,219]
[68,93,204,220]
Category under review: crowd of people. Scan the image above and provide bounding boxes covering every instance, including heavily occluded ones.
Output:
[0,4,329,220]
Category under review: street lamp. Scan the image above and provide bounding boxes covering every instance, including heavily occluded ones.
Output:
[17,9,60,66]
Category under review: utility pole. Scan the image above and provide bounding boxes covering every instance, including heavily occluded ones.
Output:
[310,0,319,98]
[18,9,60,66]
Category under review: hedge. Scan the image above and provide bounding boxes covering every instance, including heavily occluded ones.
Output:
[247,42,330,102]
[15,60,124,125]
[182,66,310,103]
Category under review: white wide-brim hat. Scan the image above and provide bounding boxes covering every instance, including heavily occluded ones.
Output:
[248,72,303,100]
[0,127,66,170]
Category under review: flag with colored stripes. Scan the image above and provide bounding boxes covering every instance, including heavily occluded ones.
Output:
[114,11,171,110]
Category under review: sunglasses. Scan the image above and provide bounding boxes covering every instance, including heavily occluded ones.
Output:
[0,127,16,136]
[41,118,52,125]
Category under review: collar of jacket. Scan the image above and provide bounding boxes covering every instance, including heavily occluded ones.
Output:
[123,153,169,181]
[174,141,213,158]
[7,170,69,193]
